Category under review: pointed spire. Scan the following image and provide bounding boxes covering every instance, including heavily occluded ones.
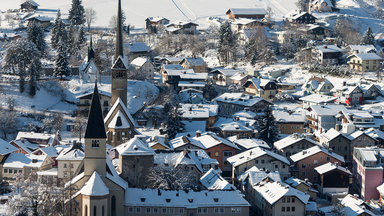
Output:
[87,35,95,61]
[114,0,124,60]
[84,82,107,139]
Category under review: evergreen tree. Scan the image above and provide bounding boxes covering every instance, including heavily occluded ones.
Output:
[28,57,41,96]
[68,0,85,26]
[218,21,237,65]
[27,20,46,55]
[166,105,185,139]
[3,38,40,93]
[258,106,279,145]
[281,33,296,60]
[67,24,76,55]
[51,10,62,49]
[54,39,71,78]
[362,27,375,45]
[77,26,86,47]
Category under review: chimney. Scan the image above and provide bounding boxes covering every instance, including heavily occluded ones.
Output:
[21,138,24,143]
[164,134,169,144]
[196,130,201,137]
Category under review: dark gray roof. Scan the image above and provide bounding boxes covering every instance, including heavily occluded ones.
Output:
[84,83,107,139]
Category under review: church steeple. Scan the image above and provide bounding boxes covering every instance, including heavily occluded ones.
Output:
[84,82,106,139]
[84,82,107,177]
[114,0,124,60]
[110,0,128,107]
[87,35,95,61]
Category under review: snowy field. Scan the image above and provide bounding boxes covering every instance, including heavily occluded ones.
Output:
[0,0,298,29]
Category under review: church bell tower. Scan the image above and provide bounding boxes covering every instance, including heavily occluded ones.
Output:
[111,0,128,107]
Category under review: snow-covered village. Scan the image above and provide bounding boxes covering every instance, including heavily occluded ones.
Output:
[1,0,384,215]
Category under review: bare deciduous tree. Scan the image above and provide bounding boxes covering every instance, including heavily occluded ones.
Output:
[85,7,97,32]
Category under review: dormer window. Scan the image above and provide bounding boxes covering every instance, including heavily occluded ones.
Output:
[91,140,100,148]
[188,198,193,203]
[213,198,219,202]
[140,198,146,202]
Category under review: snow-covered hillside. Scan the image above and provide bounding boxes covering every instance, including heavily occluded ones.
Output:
[0,0,298,29]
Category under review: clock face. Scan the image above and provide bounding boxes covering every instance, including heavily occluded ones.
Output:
[112,71,127,79]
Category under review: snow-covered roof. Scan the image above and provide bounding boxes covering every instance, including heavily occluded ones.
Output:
[243,77,273,90]
[179,104,218,119]
[306,201,317,212]
[314,162,351,175]
[33,145,68,158]
[299,94,336,103]
[75,90,111,99]
[310,104,347,116]
[286,11,315,20]
[274,133,317,150]
[365,128,384,140]
[194,132,240,150]
[254,181,310,205]
[162,64,184,71]
[3,153,47,169]
[104,97,137,127]
[351,53,382,61]
[146,16,169,22]
[79,58,99,75]
[322,128,345,141]
[164,68,195,76]
[56,145,84,161]
[316,45,344,53]
[181,120,206,133]
[130,57,150,68]
[349,45,376,53]
[108,110,131,129]
[125,188,250,207]
[230,138,270,150]
[115,136,155,156]
[168,20,198,27]
[227,8,267,15]
[340,194,376,216]
[11,139,40,154]
[124,42,151,53]
[200,168,235,190]
[238,166,281,186]
[180,57,205,66]
[79,171,109,196]
[215,117,254,132]
[179,72,208,80]
[0,138,17,155]
[170,136,206,150]
[227,147,290,167]
[232,110,258,119]
[285,177,311,188]
[232,18,259,25]
[16,132,57,143]
[354,147,383,164]
[37,168,58,176]
[214,92,267,107]
[211,68,245,77]
[230,72,248,81]
[273,109,305,123]
[290,145,345,163]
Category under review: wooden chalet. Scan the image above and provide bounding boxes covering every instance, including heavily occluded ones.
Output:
[226,8,266,19]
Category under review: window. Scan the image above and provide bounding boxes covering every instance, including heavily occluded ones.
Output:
[70,163,74,168]
[282,198,285,203]
[153,208,158,213]
[231,207,241,213]
[302,164,306,168]
[198,208,208,214]
[214,207,225,213]
[128,208,133,213]
[91,140,100,148]
[215,152,219,157]
[169,208,174,214]
[287,207,290,212]
[275,164,278,169]
[282,207,285,212]
[292,198,295,203]
[4,169,7,173]
[146,207,151,213]
[282,165,286,168]
[255,160,258,164]
[302,172,306,177]
[111,196,116,216]
[314,160,318,165]
[102,206,105,216]
[287,197,290,203]
[85,205,88,216]
[179,208,184,214]
[162,208,167,213]
[63,163,67,168]
[13,170,17,174]
[136,207,141,213]
[223,151,233,157]
[327,157,330,161]
[261,160,265,164]
[292,207,296,212]
[93,206,97,216]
